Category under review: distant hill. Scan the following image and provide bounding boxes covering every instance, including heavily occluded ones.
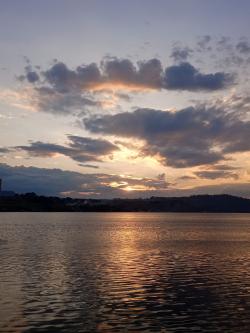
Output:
[1,193,250,212]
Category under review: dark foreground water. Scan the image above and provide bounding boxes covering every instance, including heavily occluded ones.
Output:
[1,213,250,332]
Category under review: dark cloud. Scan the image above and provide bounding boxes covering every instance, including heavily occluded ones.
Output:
[0,163,169,198]
[213,37,250,68]
[216,36,250,57]
[84,104,250,168]
[236,40,250,54]
[18,64,40,83]
[78,164,99,169]
[17,62,102,115]
[26,71,39,83]
[178,175,196,181]
[170,36,250,70]
[31,86,99,115]
[217,36,232,52]
[209,164,239,171]
[137,58,164,88]
[0,163,249,198]
[0,148,9,154]
[15,56,235,117]
[42,58,164,91]
[197,35,212,51]
[15,135,119,163]
[170,46,193,62]
[18,58,233,116]
[163,62,234,91]
[195,170,239,180]
[116,93,131,102]
[43,62,101,93]
[101,58,137,86]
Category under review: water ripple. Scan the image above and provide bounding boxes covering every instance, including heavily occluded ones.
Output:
[0,212,250,332]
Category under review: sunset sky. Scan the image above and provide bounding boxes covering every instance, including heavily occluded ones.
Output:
[1,0,250,198]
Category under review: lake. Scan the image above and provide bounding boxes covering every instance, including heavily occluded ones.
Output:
[0,212,250,332]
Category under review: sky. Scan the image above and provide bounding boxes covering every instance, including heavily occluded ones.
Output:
[0,0,250,198]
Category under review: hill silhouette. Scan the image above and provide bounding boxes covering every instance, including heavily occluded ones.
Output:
[1,193,250,212]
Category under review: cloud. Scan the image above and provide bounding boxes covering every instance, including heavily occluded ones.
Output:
[84,104,250,168]
[178,175,196,181]
[21,58,165,92]
[13,57,234,116]
[163,62,234,91]
[0,148,9,154]
[170,36,250,70]
[217,36,233,52]
[25,71,40,83]
[214,36,250,68]
[194,170,239,180]
[78,164,99,169]
[0,87,99,115]
[15,135,119,163]
[208,164,239,171]
[0,163,169,198]
[32,87,98,114]
[236,40,250,54]
[192,163,240,180]
[17,64,40,83]
[170,46,193,62]
[196,35,212,51]
[36,59,234,92]
[43,62,101,93]
[0,163,249,198]
[213,93,250,116]
[8,55,236,117]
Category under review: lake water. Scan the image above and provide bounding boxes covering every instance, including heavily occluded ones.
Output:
[0,213,250,332]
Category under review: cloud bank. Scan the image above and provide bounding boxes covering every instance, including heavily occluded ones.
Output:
[22,58,234,93]
[84,104,250,168]
[14,57,234,116]
[0,163,249,198]
[0,163,169,198]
